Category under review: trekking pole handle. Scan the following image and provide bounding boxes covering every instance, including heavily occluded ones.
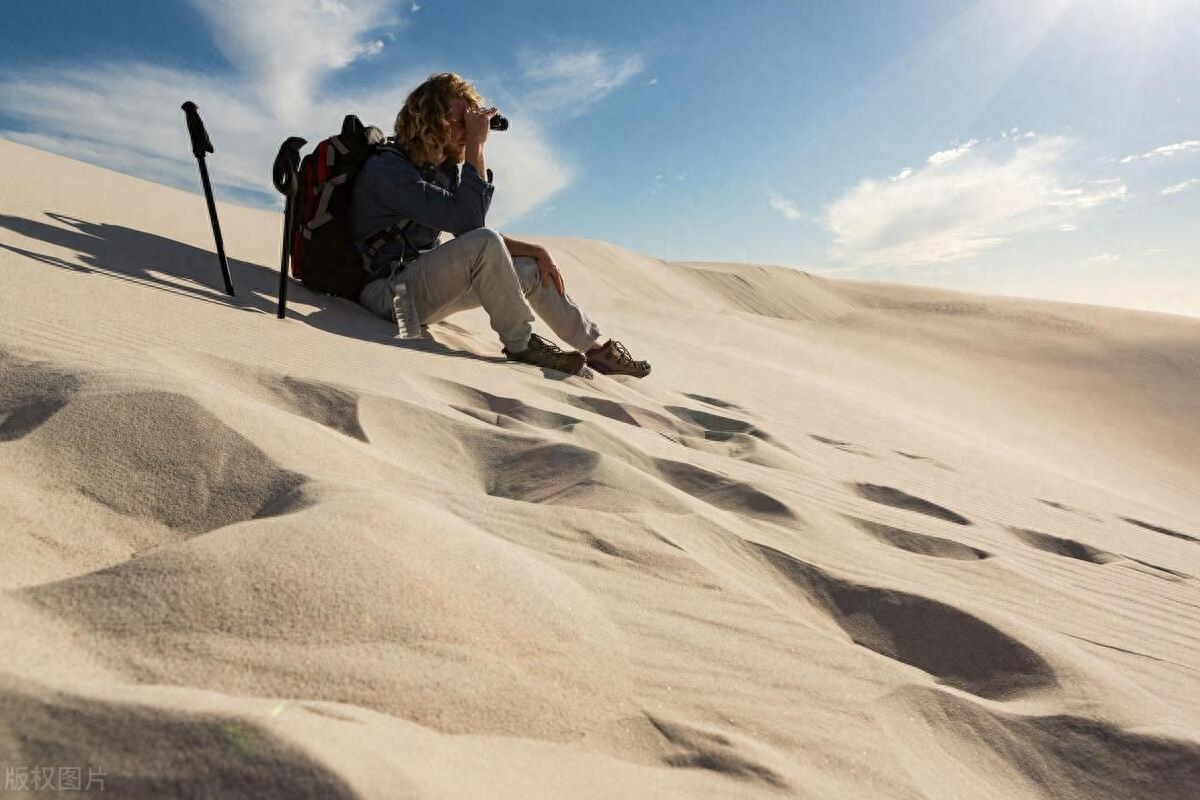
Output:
[272,137,307,196]
[181,101,214,159]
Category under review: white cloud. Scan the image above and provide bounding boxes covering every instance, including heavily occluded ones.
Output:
[1089,253,1121,262]
[1050,179,1127,209]
[826,136,1128,268]
[1120,140,1200,164]
[645,78,659,86]
[516,49,644,120]
[999,128,1035,140]
[1162,178,1200,195]
[927,138,978,165]
[0,62,270,193]
[187,0,399,126]
[767,190,803,221]
[0,3,577,226]
[890,167,913,182]
[1058,224,1078,232]
[482,121,572,223]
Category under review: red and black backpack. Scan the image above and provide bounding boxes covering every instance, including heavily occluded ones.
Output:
[289,115,412,299]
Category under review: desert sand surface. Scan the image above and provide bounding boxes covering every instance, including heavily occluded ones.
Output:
[2,136,1199,798]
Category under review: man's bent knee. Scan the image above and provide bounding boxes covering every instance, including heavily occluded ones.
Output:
[456,227,506,254]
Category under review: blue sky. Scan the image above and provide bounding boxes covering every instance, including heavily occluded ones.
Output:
[2,0,1198,316]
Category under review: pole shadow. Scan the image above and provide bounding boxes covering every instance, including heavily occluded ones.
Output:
[0,211,504,366]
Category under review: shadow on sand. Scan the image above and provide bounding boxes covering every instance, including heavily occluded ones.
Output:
[0,210,532,371]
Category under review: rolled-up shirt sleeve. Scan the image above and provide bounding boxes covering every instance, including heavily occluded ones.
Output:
[366,158,494,236]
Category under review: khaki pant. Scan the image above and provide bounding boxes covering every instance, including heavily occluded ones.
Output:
[358,228,603,353]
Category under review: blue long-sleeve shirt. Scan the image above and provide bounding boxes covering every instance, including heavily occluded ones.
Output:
[351,145,494,278]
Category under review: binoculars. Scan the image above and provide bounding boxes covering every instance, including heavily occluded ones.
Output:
[490,114,509,131]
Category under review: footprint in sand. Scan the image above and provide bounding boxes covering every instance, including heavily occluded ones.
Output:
[1122,558,1193,582]
[428,379,583,432]
[482,442,654,509]
[1120,516,1200,544]
[1009,527,1192,582]
[681,392,746,412]
[752,543,1054,700]
[652,458,795,520]
[664,405,785,450]
[485,443,795,520]
[851,483,972,526]
[1037,498,1102,522]
[560,393,686,437]
[810,434,873,457]
[1008,527,1121,565]
[894,450,954,471]
[848,517,988,560]
[550,391,799,470]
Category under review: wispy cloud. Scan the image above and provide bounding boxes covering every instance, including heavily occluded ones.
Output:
[826,136,1127,268]
[475,119,572,223]
[0,1,576,225]
[1051,178,1127,210]
[927,138,978,165]
[187,0,398,126]
[1089,252,1121,262]
[1162,178,1200,196]
[999,127,1036,140]
[1058,224,1078,232]
[1120,140,1200,164]
[516,49,644,120]
[890,167,913,182]
[767,190,803,221]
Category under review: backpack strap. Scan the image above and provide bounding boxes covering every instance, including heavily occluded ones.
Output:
[361,219,416,272]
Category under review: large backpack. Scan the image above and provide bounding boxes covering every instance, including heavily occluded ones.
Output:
[290,114,412,299]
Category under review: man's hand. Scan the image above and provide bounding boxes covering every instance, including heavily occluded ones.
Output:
[500,235,563,294]
[464,106,498,147]
[536,247,565,295]
[462,106,497,180]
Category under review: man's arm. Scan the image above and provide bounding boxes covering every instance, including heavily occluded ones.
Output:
[503,234,566,295]
[502,234,546,260]
[364,155,494,236]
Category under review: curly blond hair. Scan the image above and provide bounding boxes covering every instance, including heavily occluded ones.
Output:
[393,73,485,166]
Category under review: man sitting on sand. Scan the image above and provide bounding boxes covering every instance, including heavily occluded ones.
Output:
[352,72,651,378]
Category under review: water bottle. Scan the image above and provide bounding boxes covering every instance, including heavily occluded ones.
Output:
[392,277,422,339]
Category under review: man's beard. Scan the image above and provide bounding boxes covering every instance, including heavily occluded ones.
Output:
[442,142,466,165]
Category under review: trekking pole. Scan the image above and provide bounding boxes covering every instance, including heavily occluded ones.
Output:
[181,101,235,296]
[272,137,307,319]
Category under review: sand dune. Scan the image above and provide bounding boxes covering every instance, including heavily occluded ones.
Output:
[2,137,1199,798]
